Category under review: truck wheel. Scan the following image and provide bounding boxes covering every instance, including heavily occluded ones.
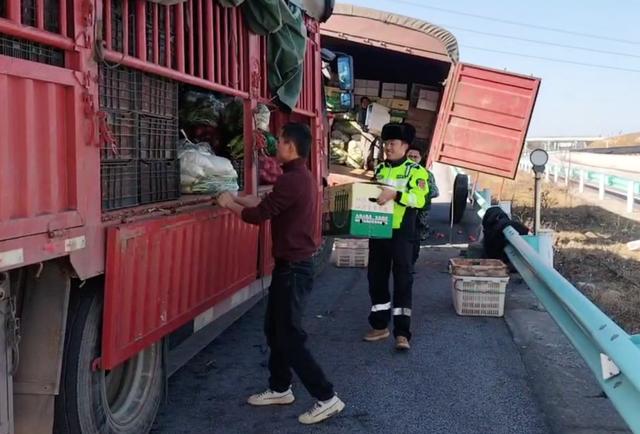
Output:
[312,236,334,278]
[449,174,469,224]
[54,287,164,434]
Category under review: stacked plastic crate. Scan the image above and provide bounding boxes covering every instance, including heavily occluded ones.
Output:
[333,239,369,268]
[138,73,180,205]
[99,65,180,210]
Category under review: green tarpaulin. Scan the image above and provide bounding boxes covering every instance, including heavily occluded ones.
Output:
[218,0,307,111]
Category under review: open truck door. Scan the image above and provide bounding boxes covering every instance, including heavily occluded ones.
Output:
[430,63,541,179]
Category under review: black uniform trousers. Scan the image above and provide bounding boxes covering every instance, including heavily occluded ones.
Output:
[368,210,417,340]
[265,258,334,401]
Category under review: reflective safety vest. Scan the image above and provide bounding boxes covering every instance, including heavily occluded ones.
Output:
[374,159,430,229]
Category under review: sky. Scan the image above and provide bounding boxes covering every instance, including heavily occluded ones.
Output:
[340,0,640,138]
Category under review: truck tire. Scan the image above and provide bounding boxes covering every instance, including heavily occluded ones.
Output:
[54,287,164,434]
[312,236,334,278]
[449,174,469,224]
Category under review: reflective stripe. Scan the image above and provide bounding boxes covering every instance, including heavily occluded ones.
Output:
[405,193,418,207]
[392,308,412,316]
[379,178,407,189]
[371,302,392,312]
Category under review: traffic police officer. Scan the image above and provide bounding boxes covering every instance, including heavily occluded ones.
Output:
[363,122,429,351]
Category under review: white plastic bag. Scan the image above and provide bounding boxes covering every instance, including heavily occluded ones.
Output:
[178,141,239,195]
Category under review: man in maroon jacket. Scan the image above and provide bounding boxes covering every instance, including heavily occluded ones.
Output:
[217,123,345,425]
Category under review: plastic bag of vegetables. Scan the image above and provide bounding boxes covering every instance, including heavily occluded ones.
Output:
[179,142,237,179]
[178,141,239,194]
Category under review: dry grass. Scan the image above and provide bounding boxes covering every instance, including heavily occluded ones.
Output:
[588,131,640,149]
[473,171,640,334]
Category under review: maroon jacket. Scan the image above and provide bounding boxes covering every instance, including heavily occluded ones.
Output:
[241,158,318,261]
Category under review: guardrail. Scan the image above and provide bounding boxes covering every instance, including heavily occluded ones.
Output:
[519,157,640,213]
[464,175,640,433]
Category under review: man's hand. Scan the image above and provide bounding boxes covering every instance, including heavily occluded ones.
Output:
[235,194,261,208]
[377,187,397,205]
[216,192,234,208]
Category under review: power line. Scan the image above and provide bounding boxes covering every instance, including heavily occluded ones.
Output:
[392,0,640,46]
[462,45,640,73]
[444,24,640,59]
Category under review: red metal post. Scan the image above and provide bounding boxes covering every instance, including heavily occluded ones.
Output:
[237,11,245,91]
[187,0,194,75]
[59,0,67,37]
[164,5,171,68]
[122,0,129,55]
[152,3,159,64]
[6,0,21,22]
[197,0,203,78]
[222,8,229,86]
[230,7,239,89]
[205,0,214,81]
[36,0,44,29]
[215,5,221,83]
[104,0,112,50]
[175,3,185,73]
[136,0,146,62]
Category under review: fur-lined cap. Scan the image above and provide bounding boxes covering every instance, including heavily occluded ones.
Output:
[381,122,416,145]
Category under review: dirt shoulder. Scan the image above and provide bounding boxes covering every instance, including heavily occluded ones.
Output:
[472,171,640,334]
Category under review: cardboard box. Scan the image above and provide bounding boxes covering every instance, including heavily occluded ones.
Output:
[391,99,410,110]
[406,108,436,139]
[323,182,394,238]
[418,89,440,101]
[366,88,379,97]
[382,82,395,91]
[407,107,435,122]
[377,98,392,108]
[355,79,367,88]
[366,80,380,88]
[395,83,408,93]
[416,98,438,111]
[381,90,395,98]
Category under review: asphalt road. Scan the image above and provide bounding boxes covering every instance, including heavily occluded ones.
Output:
[151,164,550,434]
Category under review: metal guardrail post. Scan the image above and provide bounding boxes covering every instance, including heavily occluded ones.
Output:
[628,181,635,213]
[599,174,606,200]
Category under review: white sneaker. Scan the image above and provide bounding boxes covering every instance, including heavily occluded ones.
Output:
[247,388,295,406]
[298,395,345,425]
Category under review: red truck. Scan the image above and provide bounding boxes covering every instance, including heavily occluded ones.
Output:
[0,1,539,433]
[321,5,540,220]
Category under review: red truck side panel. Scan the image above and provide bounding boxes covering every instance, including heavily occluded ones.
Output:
[102,207,259,369]
[430,63,540,179]
[259,222,275,276]
[0,61,83,240]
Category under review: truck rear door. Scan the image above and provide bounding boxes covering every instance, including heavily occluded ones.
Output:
[430,63,540,179]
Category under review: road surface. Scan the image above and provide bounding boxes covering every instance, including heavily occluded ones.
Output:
[151,164,550,434]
